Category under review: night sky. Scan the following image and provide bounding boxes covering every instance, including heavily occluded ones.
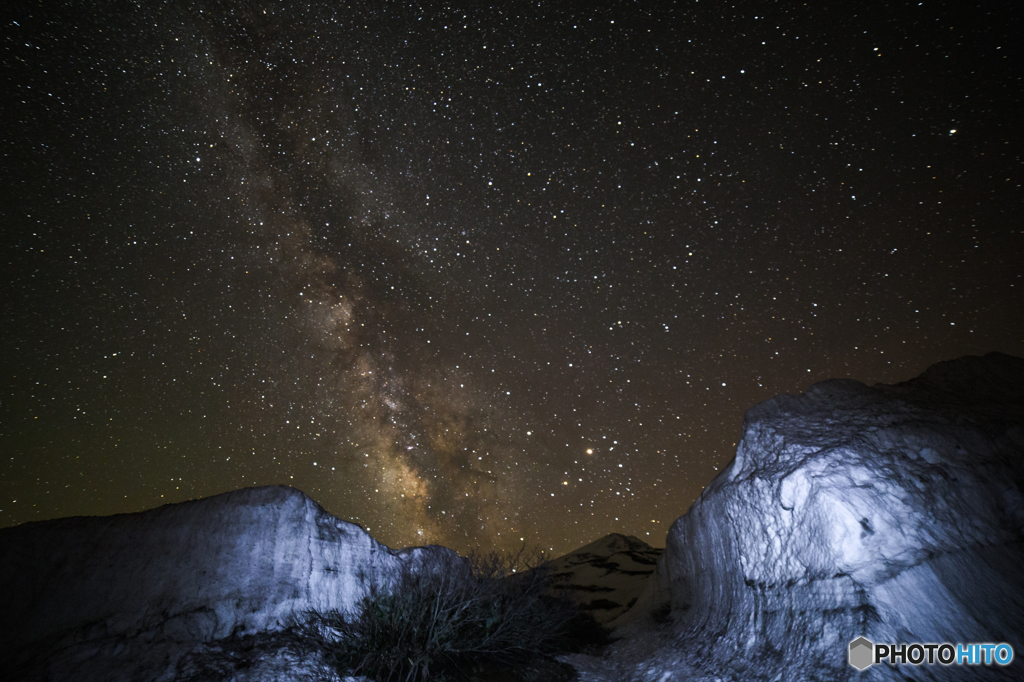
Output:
[3,1,1021,556]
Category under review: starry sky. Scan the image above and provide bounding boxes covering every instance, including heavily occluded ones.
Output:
[2,0,1021,556]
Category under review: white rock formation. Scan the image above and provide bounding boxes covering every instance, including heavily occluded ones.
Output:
[0,485,424,681]
[645,352,1024,681]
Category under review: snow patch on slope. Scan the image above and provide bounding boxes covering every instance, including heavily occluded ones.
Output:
[548,533,663,624]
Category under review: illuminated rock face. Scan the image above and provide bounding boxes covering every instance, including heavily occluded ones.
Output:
[0,485,408,681]
[656,353,1024,681]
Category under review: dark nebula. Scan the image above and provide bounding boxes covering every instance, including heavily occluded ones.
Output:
[2,0,1021,555]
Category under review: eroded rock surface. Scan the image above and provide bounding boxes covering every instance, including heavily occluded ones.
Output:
[646,352,1024,681]
[0,485,411,681]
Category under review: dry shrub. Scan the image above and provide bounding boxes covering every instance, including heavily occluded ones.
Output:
[294,547,591,682]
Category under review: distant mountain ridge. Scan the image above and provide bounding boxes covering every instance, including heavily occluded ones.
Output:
[547,532,663,624]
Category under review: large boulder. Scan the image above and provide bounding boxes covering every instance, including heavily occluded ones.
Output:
[652,352,1024,680]
[0,485,417,681]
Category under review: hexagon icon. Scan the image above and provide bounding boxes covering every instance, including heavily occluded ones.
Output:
[849,637,874,671]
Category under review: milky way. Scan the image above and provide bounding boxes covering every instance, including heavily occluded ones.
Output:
[3,1,1022,555]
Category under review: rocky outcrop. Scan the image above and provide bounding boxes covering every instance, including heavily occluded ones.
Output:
[0,485,413,681]
[652,352,1024,681]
